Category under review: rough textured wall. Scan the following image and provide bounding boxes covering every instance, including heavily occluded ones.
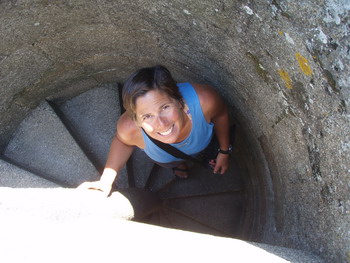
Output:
[0,1,349,262]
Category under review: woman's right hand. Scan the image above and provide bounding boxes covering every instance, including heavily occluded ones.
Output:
[77,180,112,197]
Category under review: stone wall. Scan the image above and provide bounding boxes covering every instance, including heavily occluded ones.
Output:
[0,1,349,262]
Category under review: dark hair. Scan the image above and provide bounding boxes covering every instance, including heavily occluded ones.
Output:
[122,65,184,120]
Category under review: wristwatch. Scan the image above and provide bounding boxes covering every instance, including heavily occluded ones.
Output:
[218,145,233,154]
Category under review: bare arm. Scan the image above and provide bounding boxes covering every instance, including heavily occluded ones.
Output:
[211,104,230,174]
[99,134,135,187]
[209,92,230,152]
[78,113,139,196]
[193,83,231,174]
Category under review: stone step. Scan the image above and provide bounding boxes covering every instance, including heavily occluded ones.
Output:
[0,187,161,222]
[159,207,227,237]
[146,210,161,226]
[58,84,128,188]
[0,217,325,263]
[0,158,60,188]
[158,159,243,199]
[145,210,171,228]
[4,101,99,187]
[129,148,155,189]
[158,209,173,227]
[164,191,244,237]
[144,163,176,192]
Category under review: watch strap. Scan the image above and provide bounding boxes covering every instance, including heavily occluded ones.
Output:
[218,145,233,154]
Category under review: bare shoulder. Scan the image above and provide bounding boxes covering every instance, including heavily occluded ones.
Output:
[192,82,216,97]
[116,113,143,146]
[191,83,225,121]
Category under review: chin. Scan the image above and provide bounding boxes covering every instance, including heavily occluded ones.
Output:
[155,128,179,144]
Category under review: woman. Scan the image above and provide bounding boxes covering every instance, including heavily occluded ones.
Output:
[79,65,232,196]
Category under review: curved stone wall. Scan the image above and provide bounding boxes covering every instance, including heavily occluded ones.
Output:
[1,1,349,262]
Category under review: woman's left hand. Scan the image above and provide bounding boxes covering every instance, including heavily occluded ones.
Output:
[211,153,230,174]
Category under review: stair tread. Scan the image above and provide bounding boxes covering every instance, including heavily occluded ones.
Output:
[165,192,243,236]
[0,158,60,188]
[158,159,243,199]
[0,188,138,221]
[145,164,175,192]
[147,210,161,226]
[4,101,99,187]
[59,84,128,188]
[130,148,155,189]
[158,209,173,227]
[159,207,227,237]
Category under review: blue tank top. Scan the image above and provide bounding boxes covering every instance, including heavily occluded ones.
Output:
[141,82,214,163]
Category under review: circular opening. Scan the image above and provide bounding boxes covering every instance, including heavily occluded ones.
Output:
[1,2,348,262]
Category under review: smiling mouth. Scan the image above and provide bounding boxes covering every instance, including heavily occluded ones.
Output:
[158,125,174,136]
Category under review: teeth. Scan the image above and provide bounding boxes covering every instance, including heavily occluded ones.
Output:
[159,126,173,136]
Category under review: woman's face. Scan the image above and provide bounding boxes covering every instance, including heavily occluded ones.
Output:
[135,89,186,144]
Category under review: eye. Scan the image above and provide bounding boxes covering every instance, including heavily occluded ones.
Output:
[142,114,151,121]
[162,104,170,111]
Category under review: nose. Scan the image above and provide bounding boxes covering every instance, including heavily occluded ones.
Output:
[156,115,168,129]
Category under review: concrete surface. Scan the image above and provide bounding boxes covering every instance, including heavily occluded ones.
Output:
[0,187,323,263]
[0,1,349,262]
[59,84,120,169]
[165,192,243,236]
[0,158,59,188]
[4,101,100,187]
[159,161,242,199]
[59,83,129,188]
[129,147,156,188]
[154,207,227,236]
[0,217,324,263]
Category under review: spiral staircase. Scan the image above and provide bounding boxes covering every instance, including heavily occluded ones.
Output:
[0,83,246,238]
[0,83,326,262]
